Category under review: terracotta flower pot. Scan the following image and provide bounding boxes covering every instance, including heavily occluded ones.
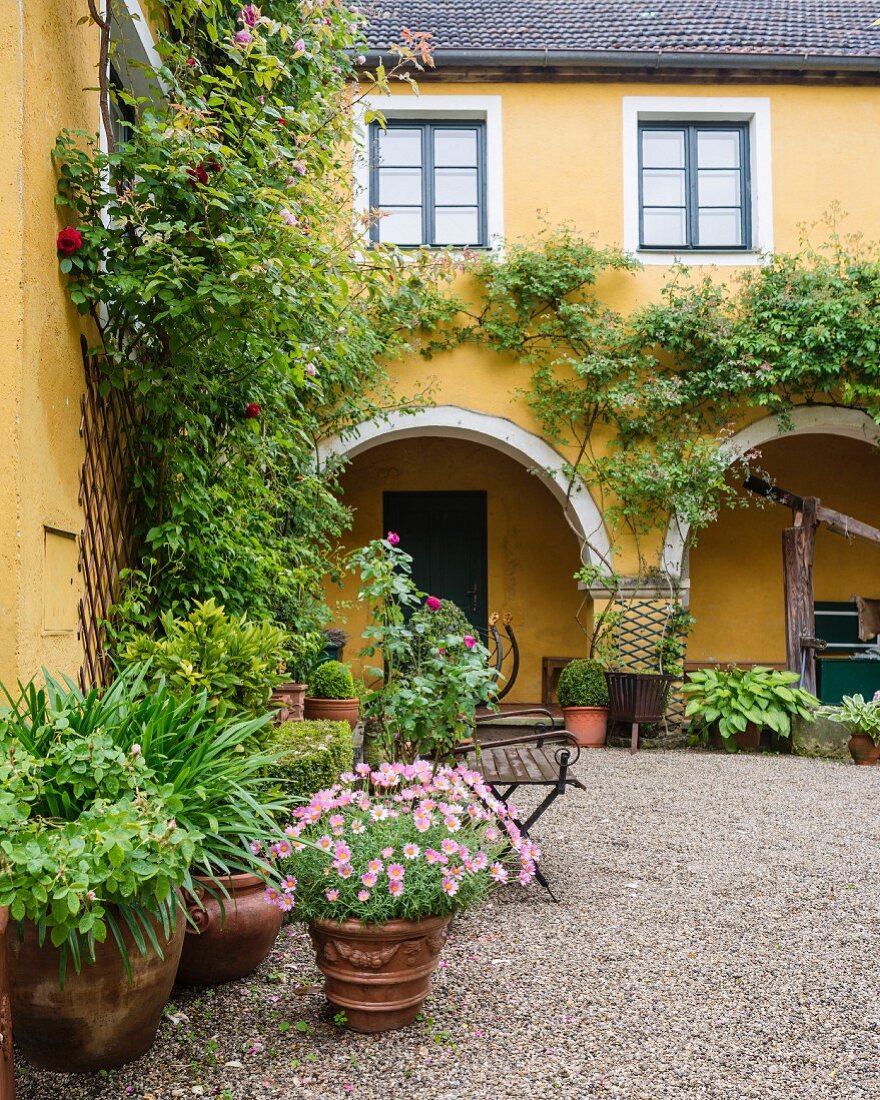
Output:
[848,732,880,766]
[735,722,762,752]
[561,705,608,748]
[271,681,306,722]
[176,873,283,987]
[308,914,450,1033]
[6,903,184,1072]
[303,696,360,730]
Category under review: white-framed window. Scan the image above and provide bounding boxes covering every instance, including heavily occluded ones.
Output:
[623,96,773,265]
[354,95,504,249]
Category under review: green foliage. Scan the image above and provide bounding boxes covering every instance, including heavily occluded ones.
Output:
[682,666,818,751]
[818,692,880,743]
[352,538,499,763]
[119,599,287,715]
[58,2,447,637]
[308,661,355,700]
[285,630,326,684]
[409,598,474,663]
[265,719,354,804]
[556,659,609,708]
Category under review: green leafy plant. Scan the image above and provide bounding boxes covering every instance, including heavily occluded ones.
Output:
[556,660,609,709]
[408,598,475,664]
[817,692,880,743]
[308,661,356,701]
[119,599,288,716]
[265,719,354,806]
[352,537,499,763]
[682,666,818,751]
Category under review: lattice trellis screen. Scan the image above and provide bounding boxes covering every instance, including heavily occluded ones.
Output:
[613,596,688,730]
[77,337,134,689]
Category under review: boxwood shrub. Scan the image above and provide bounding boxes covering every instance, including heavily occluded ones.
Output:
[266,719,354,804]
[557,659,609,708]
[308,660,355,700]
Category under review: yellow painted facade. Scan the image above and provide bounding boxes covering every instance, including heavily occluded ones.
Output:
[332,77,880,701]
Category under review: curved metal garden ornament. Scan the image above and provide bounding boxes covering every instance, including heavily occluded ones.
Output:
[484,612,520,701]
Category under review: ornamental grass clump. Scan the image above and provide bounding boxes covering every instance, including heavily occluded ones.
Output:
[269,761,538,923]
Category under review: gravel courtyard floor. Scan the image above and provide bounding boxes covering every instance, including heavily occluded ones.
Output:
[15,749,880,1100]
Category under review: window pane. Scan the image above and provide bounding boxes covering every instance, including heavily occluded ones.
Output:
[377,127,422,166]
[642,208,687,247]
[642,169,686,207]
[698,169,741,206]
[378,168,422,205]
[641,130,685,168]
[434,128,478,167]
[698,208,742,247]
[434,207,479,245]
[435,168,478,205]
[697,130,740,168]
[378,206,423,245]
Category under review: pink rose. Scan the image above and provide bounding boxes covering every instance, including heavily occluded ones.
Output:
[233,29,252,46]
[386,531,400,546]
[426,595,441,611]
[463,635,476,649]
[294,37,306,52]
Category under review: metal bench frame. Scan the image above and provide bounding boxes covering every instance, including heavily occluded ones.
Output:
[454,709,585,900]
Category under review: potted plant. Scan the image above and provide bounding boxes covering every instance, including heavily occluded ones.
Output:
[272,760,537,1032]
[556,659,610,747]
[304,660,360,728]
[0,675,202,1071]
[273,630,326,722]
[322,627,350,662]
[682,665,818,752]
[818,692,880,765]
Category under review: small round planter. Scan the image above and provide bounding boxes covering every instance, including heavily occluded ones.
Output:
[561,705,608,748]
[176,873,283,987]
[308,914,450,1033]
[303,696,360,729]
[271,681,306,723]
[847,732,880,766]
[7,904,184,1071]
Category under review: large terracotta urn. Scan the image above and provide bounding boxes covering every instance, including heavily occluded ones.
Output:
[7,904,184,1071]
[176,873,283,986]
[561,705,609,748]
[308,915,450,1033]
[303,696,360,729]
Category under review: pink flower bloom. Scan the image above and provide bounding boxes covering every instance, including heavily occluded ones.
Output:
[386,531,400,545]
[414,814,431,833]
[358,890,371,902]
[440,838,459,856]
[317,835,333,851]
[325,889,340,902]
[279,894,294,912]
[444,815,461,833]
[275,839,292,858]
[355,762,371,775]
[186,57,197,67]
[280,208,298,227]
[463,635,476,649]
[518,869,534,886]
[447,864,464,880]
[361,872,378,888]
[294,37,306,52]
[471,852,489,871]
[357,54,366,65]
[351,819,366,835]
[249,840,262,855]
[424,849,443,864]
[425,595,442,612]
[334,842,352,863]
[130,743,141,756]
[367,859,384,874]
[388,880,404,897]
[441,877,459,897]
[484,826,500,843]
[403,843,420,859]
[265,887,281,903]
[282,875,297,893]
[305,363,318,377]
[381,847,395,859]
[233,29,252,46]
[387,863,405,881]
[490,863,508,884]
[336,863,354,879]
[239,5,261,27]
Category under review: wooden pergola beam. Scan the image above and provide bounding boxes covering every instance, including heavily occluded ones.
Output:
[744,476,880,545]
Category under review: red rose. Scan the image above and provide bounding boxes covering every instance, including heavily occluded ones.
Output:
[56,226,83,255]
[205,158,222,173]
[187,164,209,186]
[186,57,197,67]
[244,403,261,419]
[425,595,441,612]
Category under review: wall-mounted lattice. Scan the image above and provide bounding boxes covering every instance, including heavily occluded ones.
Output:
[612,596,688,731]
[77,337,134,689]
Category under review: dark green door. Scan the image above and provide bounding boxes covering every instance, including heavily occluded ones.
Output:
[383,491,487,629]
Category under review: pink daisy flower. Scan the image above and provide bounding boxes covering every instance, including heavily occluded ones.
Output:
[279,894,294,912]
[441,838,459,855]
[367,859,384,874]
[387,863,405,881]
[358,890,371,902]
[490,863,508,884]
[403,843,420,859]
[388,880,404,897]
[325,889,340,902]
[361,872,378,888]
[317,835,333,852]
[264,886,281,903]
[441,877,459,897]
[381,847,395,859]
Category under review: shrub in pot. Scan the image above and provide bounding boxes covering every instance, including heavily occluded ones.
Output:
[818,692,880,765]
[272,760,537,1032]
[556,659,610,748]
[304,660,360,728]
[683,665,818,752]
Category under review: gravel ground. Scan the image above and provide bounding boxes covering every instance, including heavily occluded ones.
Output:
[14,749,880,1100]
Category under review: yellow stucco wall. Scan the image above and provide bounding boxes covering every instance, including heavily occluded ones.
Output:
[329,437,588,703]
[336,78,880,680]
[0,1,101,684]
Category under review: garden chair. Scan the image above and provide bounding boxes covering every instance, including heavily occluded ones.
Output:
[453,709,585,901]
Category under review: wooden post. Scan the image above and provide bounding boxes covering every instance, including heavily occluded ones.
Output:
[782,498,818,695]
[0,907,14,1100]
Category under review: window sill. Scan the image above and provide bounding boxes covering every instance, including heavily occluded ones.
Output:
[634,248,766,267]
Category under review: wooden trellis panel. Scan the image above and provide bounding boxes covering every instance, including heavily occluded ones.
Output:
[77,337,135,689]
[613,596,688,730]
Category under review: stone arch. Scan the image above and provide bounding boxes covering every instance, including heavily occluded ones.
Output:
[319,405,611,563]
[663,406,880,577]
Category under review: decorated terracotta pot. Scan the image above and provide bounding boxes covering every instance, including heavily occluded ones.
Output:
[271,682,307,722]
[176,873,283,987]
[7,903,184,1071]
[308,915,450,1032]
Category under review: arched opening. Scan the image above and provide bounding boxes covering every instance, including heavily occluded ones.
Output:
[321,411,602,704]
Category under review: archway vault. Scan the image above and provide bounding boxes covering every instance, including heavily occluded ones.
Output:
[319,405,611,563]
[663,406,880,578]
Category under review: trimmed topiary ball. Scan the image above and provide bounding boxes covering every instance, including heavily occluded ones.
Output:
[308,660,356,700]
[557,659,609,708]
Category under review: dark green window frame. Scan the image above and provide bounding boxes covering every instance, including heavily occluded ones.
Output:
[638,121,752,251]
[368,120,488,248]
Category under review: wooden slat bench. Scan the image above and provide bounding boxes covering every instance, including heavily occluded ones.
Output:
[454,709,585,900]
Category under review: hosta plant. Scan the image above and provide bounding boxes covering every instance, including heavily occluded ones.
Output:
[817,692,880,743]
[683,665,818,751]
[269,760,538,924]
